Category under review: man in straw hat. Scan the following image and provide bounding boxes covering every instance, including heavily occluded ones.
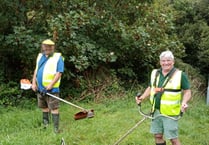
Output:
[32,39,64,133]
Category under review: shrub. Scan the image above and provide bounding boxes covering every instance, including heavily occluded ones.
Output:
[0,82,35,106]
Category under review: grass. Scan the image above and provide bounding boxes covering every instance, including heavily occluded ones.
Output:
[0,95,208,145]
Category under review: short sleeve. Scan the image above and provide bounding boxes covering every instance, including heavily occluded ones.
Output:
[56,56,64,73]
[181,72,190,90]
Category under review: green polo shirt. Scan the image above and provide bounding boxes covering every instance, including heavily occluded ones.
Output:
[153,68,190,109]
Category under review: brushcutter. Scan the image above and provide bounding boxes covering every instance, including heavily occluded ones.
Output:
[113,93,183,145]
[61,137,66,145]
[20,79,94,120]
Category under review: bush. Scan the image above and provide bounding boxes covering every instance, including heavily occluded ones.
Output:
[175,59,206,99]
[0,0,206,105]
[0,82,35,106]
[173,0,209,76]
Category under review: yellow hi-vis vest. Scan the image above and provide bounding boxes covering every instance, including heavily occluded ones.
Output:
[150,69,182,116]
[35,53,62,88]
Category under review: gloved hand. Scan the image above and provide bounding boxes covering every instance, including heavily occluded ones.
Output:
[39,89,47,96]
[135,92,142,105]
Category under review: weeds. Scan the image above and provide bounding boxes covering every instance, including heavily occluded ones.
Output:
[0,95,208,145]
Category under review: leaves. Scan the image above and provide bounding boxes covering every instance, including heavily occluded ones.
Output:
[173,0,209,75]
[0,0,192,101]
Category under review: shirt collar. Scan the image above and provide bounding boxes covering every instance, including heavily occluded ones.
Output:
[42,52,54,58]
[160,67,175,77]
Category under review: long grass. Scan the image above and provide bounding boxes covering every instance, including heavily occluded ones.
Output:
[0,95,208,145]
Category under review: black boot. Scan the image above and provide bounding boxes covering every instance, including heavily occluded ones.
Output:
[156,141,166,145]
[43,112,50,129]
[52,113,60,133]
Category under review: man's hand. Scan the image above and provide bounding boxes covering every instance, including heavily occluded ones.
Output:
[181,89,191,112]
[181,103,188,112]
[32,84,37,92]
[135,87,151,105]
[45,72,62,91]
[135,96,143,105]
[32,69,38,92]
[46,84,53,91]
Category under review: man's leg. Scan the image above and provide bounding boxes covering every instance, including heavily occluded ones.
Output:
[163,117,180,145]
[37,93,50,128]
[51,109,59,133]
[48,93,60,133]
[150,110,166,145]
[155,134,166,145]
[170,138,181,145]
[42,108,50,128]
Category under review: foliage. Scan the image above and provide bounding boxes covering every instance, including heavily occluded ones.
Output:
[173,0,209,76]
[61,67,125,103]
[0,81,35,106]
[0,0,184,80]
[0,82,22,106]
[175,59,206,98]
[0,0,207,105]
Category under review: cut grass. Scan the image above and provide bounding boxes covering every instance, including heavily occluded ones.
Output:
[0,96,208,145]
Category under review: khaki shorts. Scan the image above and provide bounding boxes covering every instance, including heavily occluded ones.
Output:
[37,93,59,110]
[150,110,179,139]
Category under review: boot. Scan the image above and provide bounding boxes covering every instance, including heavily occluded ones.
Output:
[43,112,50,129]
[52,113,60,133]
[156,142,166,145]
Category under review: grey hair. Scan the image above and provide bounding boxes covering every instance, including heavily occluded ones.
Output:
[159,50,174,60]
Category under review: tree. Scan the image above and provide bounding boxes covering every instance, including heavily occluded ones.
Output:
[0,0,185,101]
[173,0,209,75]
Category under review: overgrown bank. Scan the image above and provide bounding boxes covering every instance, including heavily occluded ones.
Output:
[0,0,208,105]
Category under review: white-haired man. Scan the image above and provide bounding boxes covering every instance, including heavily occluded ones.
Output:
[136,50,191,145]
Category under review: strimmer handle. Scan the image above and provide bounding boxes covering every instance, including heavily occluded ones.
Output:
[180,111,183,117]
[136,92,142,106]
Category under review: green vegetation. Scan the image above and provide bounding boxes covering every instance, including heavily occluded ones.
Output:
[0,0,208,144]
[173,0,209,76]
[0,0,186,101]
[0,0,208,104]
[0,96,208,145]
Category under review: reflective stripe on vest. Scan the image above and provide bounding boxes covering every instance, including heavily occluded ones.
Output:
[36,53,61,88]
[150,69,182,116]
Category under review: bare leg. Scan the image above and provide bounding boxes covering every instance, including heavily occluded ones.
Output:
[170,138,181,145]
[42,108,49,112]
[51,109,58,114]
[155,134,166,144]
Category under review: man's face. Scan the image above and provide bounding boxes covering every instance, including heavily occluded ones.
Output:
[160,57,174,72]
[42,44,54,55]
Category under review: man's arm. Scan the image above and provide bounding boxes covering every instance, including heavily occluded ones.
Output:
[32,70,37,92]
[45,72,62,91]
[135,86,151,104]
[46,56,64,91]
[181,89,192,112]
[180,72,192,112]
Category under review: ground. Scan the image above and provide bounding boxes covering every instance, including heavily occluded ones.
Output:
[0,96,208,145]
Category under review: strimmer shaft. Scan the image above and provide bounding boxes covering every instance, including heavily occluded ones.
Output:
[46,93,85,110]
[113,116,147,145]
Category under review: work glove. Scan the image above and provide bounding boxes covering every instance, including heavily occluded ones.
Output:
[135,92,142,105]
[39,89,47,96]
